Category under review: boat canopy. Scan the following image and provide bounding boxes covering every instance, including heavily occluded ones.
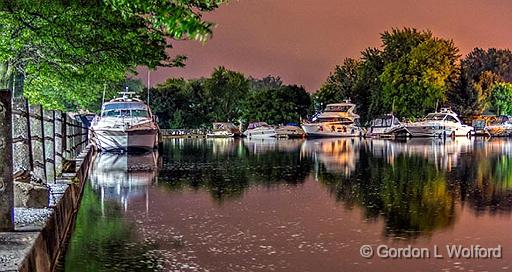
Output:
[425,113,459,123]
[247,122,270,129]
[371,115,400,127]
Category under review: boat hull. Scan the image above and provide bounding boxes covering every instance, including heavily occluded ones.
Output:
[405,124,473,137]
[365,126,409,138]
[92,128,159,152]
[243,128,277,139]
[301,123,363,138]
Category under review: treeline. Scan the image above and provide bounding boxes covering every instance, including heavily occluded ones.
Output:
[146,67,311,129]
[315,28,512,123]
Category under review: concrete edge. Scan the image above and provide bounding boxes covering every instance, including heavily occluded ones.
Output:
[16,145,95,272]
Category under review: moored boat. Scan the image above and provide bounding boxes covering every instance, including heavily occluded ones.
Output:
[301,100,364,138]
[485,115,512,137]
[276,123,305,138]
[404,108,473,137]
[207,122,241,138]
[366,114,409,138]
[243,122,277,139]
[90,91,160,152]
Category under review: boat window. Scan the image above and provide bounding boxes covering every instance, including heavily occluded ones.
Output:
[393,118,400,125]
[445,115,459,123]
[374,119,382,126]
[383,117,392,127]
[317,117,353,124]
[102,102,149,118]
[324,105,351,112]
[426,114,446,121]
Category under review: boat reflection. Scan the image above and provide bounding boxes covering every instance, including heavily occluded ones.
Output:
[243,138,304,154]
[89,151,159,213]
[301,138,361,176]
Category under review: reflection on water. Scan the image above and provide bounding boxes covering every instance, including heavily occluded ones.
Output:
[61,138,512,271]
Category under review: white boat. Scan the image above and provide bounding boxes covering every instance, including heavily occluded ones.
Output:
[366,114,409,138]
[484,116,512,137]
[275,124,304,138]
[207,122,241,138]
[90,91,160,151]
[301,101,364,138]
[243,122,276,139]
[404,108,473,137]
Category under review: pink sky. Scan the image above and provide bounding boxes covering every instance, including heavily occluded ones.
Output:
[140,0,512,91]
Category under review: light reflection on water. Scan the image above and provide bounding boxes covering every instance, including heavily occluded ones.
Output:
[60,138,512,272]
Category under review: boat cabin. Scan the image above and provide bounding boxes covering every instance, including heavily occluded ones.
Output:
[370,115,400,127]
[101,101,150,118]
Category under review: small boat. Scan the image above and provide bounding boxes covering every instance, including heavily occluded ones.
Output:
[366,114,409,138]
[207,122,241,138]
[301,100,364,138]
[90,91,160,152]
[485,116,512,137]
[276,123,305,139]
[243,122,277,139]
[404,108,473,137]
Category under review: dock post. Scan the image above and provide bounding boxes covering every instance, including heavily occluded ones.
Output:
[0,90,13,231]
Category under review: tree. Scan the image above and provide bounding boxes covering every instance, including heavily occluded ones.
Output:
[314,58,359,110]
[241,85,311,125]
[204,67,249,122]
[380,37,459,118]
[0,0,224,110]
[490,82,512,115]
[452,48,512,115]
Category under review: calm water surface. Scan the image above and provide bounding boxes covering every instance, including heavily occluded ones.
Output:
[60,138,512,272]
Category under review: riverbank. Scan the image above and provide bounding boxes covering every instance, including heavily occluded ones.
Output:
[0,145,94,272]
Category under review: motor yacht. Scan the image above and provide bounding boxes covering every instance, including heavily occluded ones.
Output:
[404,108,473,137]
[366,114,409,138]
[243,122,277,139]
[301,100,364,137]
[90,91,160,151]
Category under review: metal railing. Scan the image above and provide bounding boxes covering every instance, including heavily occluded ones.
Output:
[0,90,89,231]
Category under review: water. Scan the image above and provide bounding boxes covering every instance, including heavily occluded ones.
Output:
[58,138,512,271]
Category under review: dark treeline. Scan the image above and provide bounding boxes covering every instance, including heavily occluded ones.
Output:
[146,67,312,129]
[145,27,512,129]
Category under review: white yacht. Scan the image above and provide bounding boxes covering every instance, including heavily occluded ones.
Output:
[301,101,364,137]
[243,122,277,139]
[366,114,409,138]
[90,92,160,151]
[404,108,473,137]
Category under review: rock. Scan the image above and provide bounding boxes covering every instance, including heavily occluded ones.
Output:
[14,182,49,208]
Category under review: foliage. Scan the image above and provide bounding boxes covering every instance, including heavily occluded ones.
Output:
[0,0,223,110]
[241,85,311,125]
[380,37,459,118]
[490,82,512,115]
[204,67,250,122]
[314,58,359,110]
[452,48,512,115]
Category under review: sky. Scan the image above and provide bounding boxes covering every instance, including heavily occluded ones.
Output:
[140,0,512,92]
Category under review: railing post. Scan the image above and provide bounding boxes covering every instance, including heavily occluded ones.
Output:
[0,90,13,231]
[52,110,56,182]
[25,99,33,171]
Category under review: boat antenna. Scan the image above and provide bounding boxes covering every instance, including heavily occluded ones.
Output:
[102,82,106,105]
[391,98,395,114]
[435,99,439,112]
[147,69,151,105]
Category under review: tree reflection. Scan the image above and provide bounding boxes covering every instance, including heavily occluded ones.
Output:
[158,139,313,202]
[60,184,162,272]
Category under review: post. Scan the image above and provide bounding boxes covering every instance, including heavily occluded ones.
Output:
[52,110,56,182]
[0,90,13,231]
[40,105,47,183]
[25,99,33,171]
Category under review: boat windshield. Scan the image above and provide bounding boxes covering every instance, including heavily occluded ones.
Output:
[372,116,398,127]
[425,113,446,121]
[324,105,352,112]
[102,102,149,118]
